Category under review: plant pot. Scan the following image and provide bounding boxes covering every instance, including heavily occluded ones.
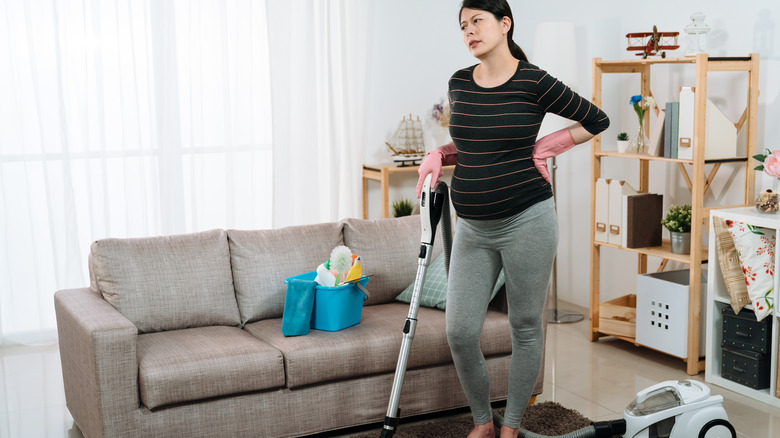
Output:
[617,140,630,153]
[670,231,691,255]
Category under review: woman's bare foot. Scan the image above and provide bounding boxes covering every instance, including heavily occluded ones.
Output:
[467,420,495,438]
[499,425,520,438]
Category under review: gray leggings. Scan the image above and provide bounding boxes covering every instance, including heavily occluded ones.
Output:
[446,197,558,428]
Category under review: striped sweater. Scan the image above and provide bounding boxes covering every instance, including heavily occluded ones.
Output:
[448,61,609,220]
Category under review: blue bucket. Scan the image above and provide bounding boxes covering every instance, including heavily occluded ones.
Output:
[284,272,369,331]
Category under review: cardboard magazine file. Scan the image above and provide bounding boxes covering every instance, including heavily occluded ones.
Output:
[608,180,637,246]
[677,87,696,160]
[621,193,663,248]
[595,178,610,243]
[677,86,738,160]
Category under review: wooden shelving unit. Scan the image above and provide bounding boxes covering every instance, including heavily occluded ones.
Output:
[589,53,760,375]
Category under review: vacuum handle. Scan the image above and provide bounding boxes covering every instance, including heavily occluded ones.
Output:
[419,173,435,246]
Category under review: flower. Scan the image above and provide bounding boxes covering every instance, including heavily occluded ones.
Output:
[430,99,451,127]
[630,95,654,123]
[754,149,780,178]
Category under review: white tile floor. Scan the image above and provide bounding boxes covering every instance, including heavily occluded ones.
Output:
[1,302,779,437]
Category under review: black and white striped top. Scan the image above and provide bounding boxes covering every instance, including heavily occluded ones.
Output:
[448,61,609,220]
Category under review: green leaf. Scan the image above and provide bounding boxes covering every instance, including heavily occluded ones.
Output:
[753,154,766,162]
[755,165,765,171]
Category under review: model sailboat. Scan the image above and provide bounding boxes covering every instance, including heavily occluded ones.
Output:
[385,114,425,166]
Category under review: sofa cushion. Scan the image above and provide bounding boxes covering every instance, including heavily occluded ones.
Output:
[342,216,443,305]
[137,326,285,410]
[243,302,511,389]
[228,222,343,325]
[89,229,240,333]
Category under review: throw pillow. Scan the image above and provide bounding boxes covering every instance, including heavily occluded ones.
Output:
[395,253,504,310]
[712,217,750,313]
[725,220,775,321]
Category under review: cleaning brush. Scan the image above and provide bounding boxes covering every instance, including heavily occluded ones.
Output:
[329,245,353,284]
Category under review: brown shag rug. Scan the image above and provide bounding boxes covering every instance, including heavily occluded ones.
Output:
[348,402,621,438]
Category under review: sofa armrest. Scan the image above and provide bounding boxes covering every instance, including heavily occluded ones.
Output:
[55,287,139,437]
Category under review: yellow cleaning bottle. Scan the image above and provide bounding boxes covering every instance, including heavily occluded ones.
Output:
[345,256,362,282]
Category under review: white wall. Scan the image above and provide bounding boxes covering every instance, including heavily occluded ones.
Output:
[363,0,780,308]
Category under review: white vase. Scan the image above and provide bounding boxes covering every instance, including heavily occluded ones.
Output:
[617,140,630,153]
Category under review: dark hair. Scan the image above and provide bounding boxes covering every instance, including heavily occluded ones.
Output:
[459,0,528,62]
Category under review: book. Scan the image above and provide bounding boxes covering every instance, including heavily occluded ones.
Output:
[621,193,663,248]
[664,102,672,159]
[669,102,679,159]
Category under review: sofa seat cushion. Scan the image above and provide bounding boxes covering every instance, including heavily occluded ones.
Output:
[137,326,285,409]
[228,223,343,325]
[89,229,240,333]
[244,302,511,389]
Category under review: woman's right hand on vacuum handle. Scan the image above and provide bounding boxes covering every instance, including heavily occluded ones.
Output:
[416,142,457,198]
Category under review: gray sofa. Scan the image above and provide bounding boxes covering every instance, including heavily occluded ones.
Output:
[55,215,545,437]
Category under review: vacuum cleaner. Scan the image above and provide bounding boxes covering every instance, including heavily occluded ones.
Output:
[380,174,735,438]
[380,173,453,438]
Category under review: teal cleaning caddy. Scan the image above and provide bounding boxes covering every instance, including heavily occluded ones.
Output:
[285,272,370,331]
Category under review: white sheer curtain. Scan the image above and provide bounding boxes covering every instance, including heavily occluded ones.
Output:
[267,0,371,226]
[0,0,273,345]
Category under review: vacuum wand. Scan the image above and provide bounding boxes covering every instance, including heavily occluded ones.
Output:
[381,173,451,438]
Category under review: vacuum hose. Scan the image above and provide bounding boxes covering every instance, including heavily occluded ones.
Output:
[491,410,626,438]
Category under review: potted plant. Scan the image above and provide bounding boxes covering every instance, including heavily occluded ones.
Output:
[661,204,692,254]
[617,132,630,153]
[392,198,414,217]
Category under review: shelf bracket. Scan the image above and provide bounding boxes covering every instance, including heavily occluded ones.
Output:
[657,259,669,272]
[704,163,722,194]
[678,162,721,196]
[678,163,693,192]
[735,106,748,133]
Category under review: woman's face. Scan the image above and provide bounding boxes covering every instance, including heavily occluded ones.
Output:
[459,8,510,59]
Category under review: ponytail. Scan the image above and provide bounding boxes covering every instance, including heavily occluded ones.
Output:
[460,0,528,62]
[507,35,528,62]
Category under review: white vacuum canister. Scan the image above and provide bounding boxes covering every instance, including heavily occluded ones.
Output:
[623,380,735,438]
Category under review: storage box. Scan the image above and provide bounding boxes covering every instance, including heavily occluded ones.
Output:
[635,269,706,358]
[721,345,770,390]
[721,307,771,354]
[285,272,369,331]
[599,294,636,338]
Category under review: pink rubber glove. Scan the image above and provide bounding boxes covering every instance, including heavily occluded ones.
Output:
[415,143,457,198]
[532,127,576,182]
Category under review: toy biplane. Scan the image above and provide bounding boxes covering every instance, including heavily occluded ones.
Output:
[626,25,679,58]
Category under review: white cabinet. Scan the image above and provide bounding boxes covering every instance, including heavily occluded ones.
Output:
[706,207,780,408]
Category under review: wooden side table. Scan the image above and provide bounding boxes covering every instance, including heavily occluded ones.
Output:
[362,163,454,219]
